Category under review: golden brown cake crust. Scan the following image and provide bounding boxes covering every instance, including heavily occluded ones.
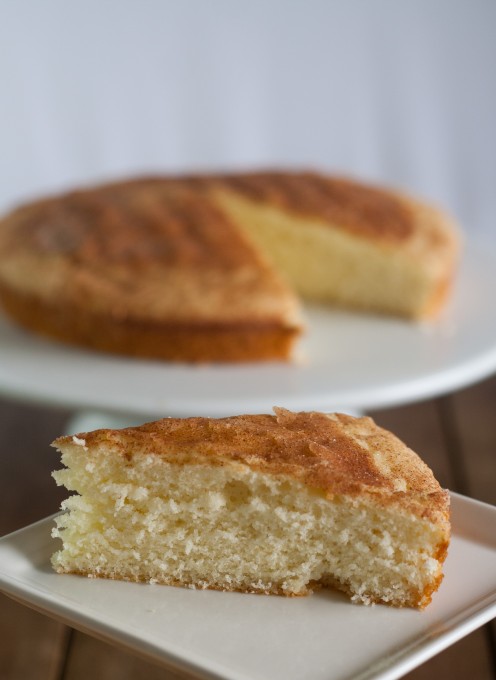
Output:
[0,171,458,281]
[0,284,299,361]
[0,180,301,322]
[54,408,450,525]
[0,177,303,361]
[4,180,257,268]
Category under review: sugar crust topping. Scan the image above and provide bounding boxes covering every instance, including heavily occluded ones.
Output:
[54,408,450,524]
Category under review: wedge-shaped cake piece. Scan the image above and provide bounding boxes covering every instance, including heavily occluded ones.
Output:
[51,409,450,609]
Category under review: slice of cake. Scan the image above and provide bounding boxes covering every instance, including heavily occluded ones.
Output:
[51,409,450,609]
[0,171,460,363]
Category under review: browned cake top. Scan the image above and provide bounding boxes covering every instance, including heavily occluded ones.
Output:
[0,179,301,325]
[0,171,456,259]
[54,408,450,523]
[0,171,458,326]
[0,180,260,268]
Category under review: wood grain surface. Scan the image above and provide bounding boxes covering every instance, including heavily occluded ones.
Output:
[0,378,495,680]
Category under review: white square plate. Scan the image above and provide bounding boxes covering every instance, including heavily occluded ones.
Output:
[1,492,495,680]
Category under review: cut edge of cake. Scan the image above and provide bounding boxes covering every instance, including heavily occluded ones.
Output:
[212,172,461,319]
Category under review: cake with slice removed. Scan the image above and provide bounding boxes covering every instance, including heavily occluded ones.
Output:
[0,171,460,363]
[51,408,450,608]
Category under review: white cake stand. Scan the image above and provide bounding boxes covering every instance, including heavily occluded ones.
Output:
[0,238,495,430]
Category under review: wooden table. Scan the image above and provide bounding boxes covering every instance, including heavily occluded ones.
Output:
[1,377,495,680]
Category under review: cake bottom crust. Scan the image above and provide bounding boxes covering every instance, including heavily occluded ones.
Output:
[0,285,300,362]
[52,565,441,609]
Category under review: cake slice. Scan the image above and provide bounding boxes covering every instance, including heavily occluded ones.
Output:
[51,409,450,609]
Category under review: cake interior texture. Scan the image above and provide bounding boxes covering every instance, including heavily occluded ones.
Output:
[51,412,450,609]
[215,186,457,319]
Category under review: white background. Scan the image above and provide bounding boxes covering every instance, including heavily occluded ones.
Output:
[0,0,495,238]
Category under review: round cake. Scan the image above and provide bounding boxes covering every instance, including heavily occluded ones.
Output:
[0,172,461,362]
